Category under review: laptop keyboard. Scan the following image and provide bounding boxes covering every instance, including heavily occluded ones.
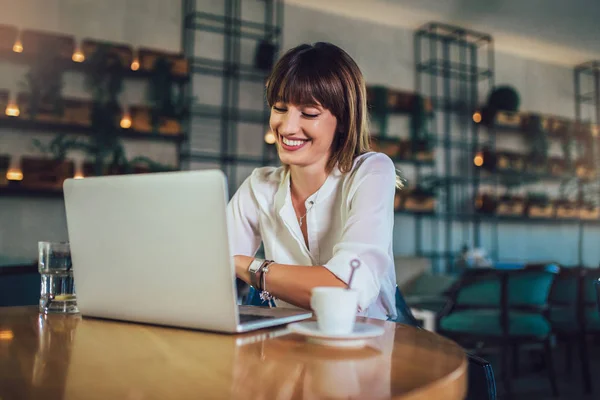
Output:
[239,314,275,324]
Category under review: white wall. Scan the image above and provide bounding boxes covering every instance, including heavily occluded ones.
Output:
[0,0,181,260]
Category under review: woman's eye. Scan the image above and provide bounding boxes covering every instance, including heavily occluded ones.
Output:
[273,106,287,112]
[302,112,319,118]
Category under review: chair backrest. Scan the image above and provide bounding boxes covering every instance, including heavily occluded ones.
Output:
[596,279,600,315]
[582,268,600,305]
[452,267,556,309]
[548,265,583,306]
[442,266,557,338]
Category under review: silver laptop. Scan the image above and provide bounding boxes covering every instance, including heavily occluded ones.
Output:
[63,170,311,333]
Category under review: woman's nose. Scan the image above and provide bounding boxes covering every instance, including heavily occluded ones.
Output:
[276,109,301,135]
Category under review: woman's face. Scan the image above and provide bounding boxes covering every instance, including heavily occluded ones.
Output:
[269,101,338,170]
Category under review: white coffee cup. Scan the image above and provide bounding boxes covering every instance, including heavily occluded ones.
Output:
[310,287,359,335]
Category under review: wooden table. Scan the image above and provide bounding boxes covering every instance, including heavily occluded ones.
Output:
[0,307,467,400]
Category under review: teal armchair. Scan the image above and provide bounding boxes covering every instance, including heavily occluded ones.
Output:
[549,266,600,394]
[438,266,558,398]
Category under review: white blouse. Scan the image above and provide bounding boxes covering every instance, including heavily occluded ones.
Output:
[226,152,398,320]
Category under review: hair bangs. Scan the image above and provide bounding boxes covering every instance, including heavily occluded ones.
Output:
[266,59,344,117]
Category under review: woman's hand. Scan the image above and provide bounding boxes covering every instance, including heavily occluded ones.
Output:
[234,255,254,285]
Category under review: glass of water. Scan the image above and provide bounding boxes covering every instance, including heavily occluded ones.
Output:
[38,241,79,314]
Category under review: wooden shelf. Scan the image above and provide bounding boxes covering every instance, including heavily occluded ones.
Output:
[0,50,189,84]
[0,116,185,143]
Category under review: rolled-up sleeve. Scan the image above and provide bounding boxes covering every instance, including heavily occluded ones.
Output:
[323,156,396,311]
[226,175,261,257]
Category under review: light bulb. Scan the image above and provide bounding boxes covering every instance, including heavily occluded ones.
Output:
[472,112,482,124]
[5,102,20,117]
[6,169,23,181]
[120,112,132,129]
[131,58,140,71]
[473,152,484,167]
[72,49,85,63]
[12,39,23,53]
[73,172,84,179]
[264,130,276,144]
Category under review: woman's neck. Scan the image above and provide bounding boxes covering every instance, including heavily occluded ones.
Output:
[289,164,329,202]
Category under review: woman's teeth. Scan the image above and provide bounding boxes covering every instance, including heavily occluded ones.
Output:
[282,137,308,147]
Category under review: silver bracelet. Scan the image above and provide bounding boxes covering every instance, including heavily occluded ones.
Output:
[259,261,275,307]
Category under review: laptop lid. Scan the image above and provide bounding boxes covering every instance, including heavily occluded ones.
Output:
[63,170,240,332]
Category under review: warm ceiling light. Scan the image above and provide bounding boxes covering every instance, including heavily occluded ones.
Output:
[120,112,132,129]
[473,152,484,167]
[472,112,482,124]
[12,39,23,53]
[264,130,276,144]
[72,49,85,63]
[6,169,23,181]
[131,58,140,71]
[5,102,20,117]
[73,172,84,179]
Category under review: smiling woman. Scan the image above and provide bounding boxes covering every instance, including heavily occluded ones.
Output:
[227,42,404,321]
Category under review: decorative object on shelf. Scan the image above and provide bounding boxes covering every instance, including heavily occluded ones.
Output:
[402,186,436,212]
[526,193,553,218]
[575,158,596,181]
[474,193,497,214]
[147,56,187,134]
[496,194,525,217]
[496,151,525,172]
[548,157,566,177]
[522,114,549,170]
[130,105,181,135]
[139,48,189,77]
[495,110,521,127]
[81,39,132,70]
[63,98,92,127]
[554,199,579,219]
[20,156,74,190]
[255,38,277,72]
[479,85,521,126]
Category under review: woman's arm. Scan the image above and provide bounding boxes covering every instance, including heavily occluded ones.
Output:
[235,255,346,309]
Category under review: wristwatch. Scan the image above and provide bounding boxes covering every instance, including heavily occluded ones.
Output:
[247,258,265,288]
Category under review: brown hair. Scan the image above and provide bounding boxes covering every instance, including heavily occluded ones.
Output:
[265,42,370,174]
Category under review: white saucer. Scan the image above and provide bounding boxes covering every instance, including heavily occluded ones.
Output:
[287,321,385,348]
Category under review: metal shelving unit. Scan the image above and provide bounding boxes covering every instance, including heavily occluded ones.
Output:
[575,61,600,264]
[181,0,283,194]
[415,22,494,273]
